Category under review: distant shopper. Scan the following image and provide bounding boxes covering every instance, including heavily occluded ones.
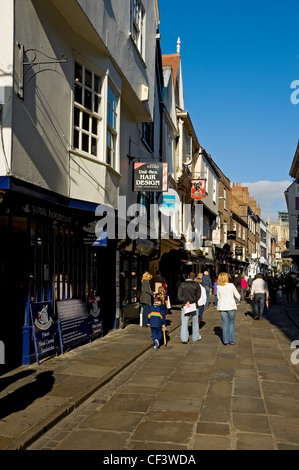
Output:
[195,273,207,329]
[232,273,242,296]
[284,273,295,302]
[178,272,201,343]
[241,274,248,301]
[140,271,154,327]
[217,272,240,345]
[296,276,299,302]
[250,273,269,320]
[202,270,212,306]
[147,297,166,349]
[213,277,219,307]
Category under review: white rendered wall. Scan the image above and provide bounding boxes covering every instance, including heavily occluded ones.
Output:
[0,0,13,175]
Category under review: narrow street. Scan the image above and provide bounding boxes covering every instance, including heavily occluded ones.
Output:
[27,300,299,451]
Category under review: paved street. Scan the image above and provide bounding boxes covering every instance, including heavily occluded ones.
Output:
[23,298,299,451]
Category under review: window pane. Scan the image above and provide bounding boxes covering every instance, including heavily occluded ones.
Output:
[91,137,97,156]
[75,83,82,104]
[74,107,80,127]
[82,133,89,152]
[74,129,79,149]
[85,69,92,88]
[94,95,100,114]
[75,62,82,83]
[92,117,97,134]
[94,75,101,93]
[84,90,92,110]
[82,112,89,131]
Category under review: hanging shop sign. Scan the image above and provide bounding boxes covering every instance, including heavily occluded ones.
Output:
[134,162,168,192]
[227,230,236,240]
[191,179,206,200]
[30,302,57,364]
[159,188,180,216]
[212,229,221,245]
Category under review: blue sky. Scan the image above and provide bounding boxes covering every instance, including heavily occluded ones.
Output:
[158,0,299,220]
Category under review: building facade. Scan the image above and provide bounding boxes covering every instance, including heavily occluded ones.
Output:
[0,0,160,370]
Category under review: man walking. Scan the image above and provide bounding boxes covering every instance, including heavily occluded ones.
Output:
[250,273,269,320]
[178,272,201,343]
[202,270,212,306]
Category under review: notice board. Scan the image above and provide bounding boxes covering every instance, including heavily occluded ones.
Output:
[56,299,91,353]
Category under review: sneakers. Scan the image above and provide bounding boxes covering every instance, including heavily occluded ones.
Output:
[154,339,160,349]
[229,341,235,345]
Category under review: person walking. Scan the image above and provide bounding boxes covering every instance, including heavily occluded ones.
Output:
[213,277,218,307]
[178,272,202,343]
[250,273,269,320]
[140,271,154,327]
[284,273,295,302]
[232,273,241,297]
[195,273,207,330]
[241,274,248,301]
[202,270,212,306]
[296,275,299,303]
[147,297,166,349]
[217,272,240,345]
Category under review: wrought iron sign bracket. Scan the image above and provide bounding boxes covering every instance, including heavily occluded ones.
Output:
[16,42,68,99]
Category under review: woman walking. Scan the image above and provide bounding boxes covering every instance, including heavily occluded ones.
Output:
[140,271,154,327]
[217,272,240,345]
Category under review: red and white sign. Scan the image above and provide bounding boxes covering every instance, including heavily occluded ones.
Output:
[191,179,206,200]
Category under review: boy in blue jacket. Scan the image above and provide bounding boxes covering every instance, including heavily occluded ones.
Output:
[147,297,166,349]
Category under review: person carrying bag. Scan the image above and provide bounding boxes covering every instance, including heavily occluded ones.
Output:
[178,272,201,343]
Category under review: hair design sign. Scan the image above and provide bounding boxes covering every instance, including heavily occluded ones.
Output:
[134,162,168,192]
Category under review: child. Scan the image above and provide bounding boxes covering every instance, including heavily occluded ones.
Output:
[156,286,168,317]
[147,297,166,349]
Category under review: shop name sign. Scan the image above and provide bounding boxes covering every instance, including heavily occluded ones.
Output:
[133,162,168,192]
[23,203,72,224]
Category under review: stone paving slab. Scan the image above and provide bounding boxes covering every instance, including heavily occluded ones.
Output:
[1,298,299,451]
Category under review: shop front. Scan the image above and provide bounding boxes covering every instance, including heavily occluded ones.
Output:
[0,187,115,372]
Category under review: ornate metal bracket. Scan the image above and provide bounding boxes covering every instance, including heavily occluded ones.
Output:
[17,42,68,99]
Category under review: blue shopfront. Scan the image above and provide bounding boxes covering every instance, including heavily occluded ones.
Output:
[0,182,115,373]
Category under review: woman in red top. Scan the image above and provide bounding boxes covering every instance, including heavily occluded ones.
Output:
[241,274,248,301]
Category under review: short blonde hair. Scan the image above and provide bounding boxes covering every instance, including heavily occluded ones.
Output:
[218,272,229,286]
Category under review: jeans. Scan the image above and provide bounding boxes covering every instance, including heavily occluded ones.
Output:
[253,293,266,319]
[180,308,201,342]
[141,303,150,327]
[219,310,236,344]
[197,305,205,319]
[204,286,210,305]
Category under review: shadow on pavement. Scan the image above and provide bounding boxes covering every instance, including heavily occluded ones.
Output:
[0,371,54,420]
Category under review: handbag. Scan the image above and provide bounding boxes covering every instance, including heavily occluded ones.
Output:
[183,303,197,315]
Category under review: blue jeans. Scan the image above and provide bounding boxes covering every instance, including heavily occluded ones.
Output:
[180,308,201,342]
[219,310,236,344]
[204,286,210,305]
[141,303,150,327]
[253,293,266,319]
[197,305,204,319]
